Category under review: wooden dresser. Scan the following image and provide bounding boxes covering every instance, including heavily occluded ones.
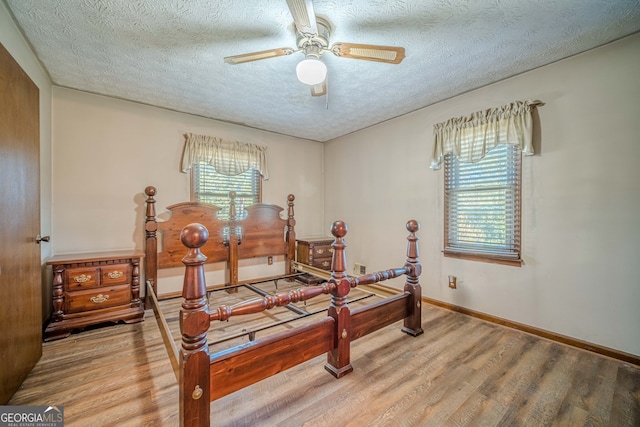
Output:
[44,251,145,341]
[296,237,334,271]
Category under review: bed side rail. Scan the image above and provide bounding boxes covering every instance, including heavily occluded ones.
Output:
[146,280,180,380]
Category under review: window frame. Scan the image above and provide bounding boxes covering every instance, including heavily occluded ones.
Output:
[443,144,523,267]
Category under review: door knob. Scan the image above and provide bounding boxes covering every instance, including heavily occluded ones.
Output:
[36,235,50,244]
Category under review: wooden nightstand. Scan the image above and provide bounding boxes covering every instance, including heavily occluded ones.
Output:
[296,237,334,271]
[44,251,145,341]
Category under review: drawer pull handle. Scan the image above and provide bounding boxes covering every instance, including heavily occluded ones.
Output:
[74,274,91,283]
[107,271,123,279]
[90,294,109,304]
[316,248,324,255]
[322,260,330,267]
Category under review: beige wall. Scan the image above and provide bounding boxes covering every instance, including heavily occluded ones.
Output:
[324,34,640,356]
[51,88,325,292]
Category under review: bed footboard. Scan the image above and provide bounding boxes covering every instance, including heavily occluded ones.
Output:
[209,316,334,400]
[178,219,422,427]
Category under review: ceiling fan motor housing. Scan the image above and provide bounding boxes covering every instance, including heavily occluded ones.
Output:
[296,17,331,53]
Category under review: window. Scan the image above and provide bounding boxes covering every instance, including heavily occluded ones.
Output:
[432,100,539,266]
[191,163,261,220]
[444,143,522,266]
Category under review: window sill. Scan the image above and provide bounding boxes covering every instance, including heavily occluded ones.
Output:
[443,250,522,267]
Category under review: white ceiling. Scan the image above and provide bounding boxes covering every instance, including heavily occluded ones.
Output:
[5,0,640,142]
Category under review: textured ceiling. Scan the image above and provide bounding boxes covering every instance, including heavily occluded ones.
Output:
[5,0,640,142]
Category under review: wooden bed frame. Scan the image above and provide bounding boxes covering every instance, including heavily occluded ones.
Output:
[143,186,423,426]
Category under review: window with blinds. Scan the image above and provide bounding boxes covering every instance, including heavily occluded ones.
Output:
[444,143,522,265]
[191,163,261,220]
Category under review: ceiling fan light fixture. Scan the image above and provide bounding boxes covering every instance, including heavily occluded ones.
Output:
[296,56,327,86]
[224,3,405,96]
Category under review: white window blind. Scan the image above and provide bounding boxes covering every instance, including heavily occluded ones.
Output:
[192,163,261,220]
[444,143,521,262]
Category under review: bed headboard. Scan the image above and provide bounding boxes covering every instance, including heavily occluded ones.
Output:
[238,200,293,258]
[144,186,296,301]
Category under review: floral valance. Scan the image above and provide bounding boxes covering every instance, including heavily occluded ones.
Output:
[430,100,542,170]
[181,133,269,180]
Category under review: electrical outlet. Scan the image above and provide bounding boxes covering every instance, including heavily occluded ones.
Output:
[448,275,457,289]
[354,263,366,275]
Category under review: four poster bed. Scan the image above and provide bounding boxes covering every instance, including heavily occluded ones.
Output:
[142,186,423,426]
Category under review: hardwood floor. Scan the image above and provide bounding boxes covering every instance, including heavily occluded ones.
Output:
[10,283,640,426]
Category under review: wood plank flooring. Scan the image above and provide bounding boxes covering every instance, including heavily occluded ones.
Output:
[9,281,640,426]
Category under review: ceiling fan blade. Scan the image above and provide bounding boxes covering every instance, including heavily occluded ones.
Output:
[286,0,318,36]
[331,43,406,64]
[224,47,295,64]
[310,80,326,97]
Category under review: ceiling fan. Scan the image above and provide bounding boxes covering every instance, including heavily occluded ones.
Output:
[223,0,406,97]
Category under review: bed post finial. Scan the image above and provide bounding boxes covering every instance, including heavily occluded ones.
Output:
[330,221,348,279]
[402,219,424,337]
[325,220,354,378]
[179,223,211,427]
[144,186,158,309]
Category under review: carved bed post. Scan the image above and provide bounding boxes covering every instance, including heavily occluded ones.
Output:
[179,223,211,427]
[144,186,158,309]
[324,221,354,378]
[226,191,239,293]
[401,219,424,337]
[285,194,296,278]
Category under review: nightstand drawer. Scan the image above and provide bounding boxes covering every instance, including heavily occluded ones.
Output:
[101,264,131,285]
[310,244,332,259]
[311,258,332,270]
[65,267,100,291]
[65,285,131,314]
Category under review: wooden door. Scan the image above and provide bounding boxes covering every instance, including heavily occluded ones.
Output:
[0,42,42,403]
